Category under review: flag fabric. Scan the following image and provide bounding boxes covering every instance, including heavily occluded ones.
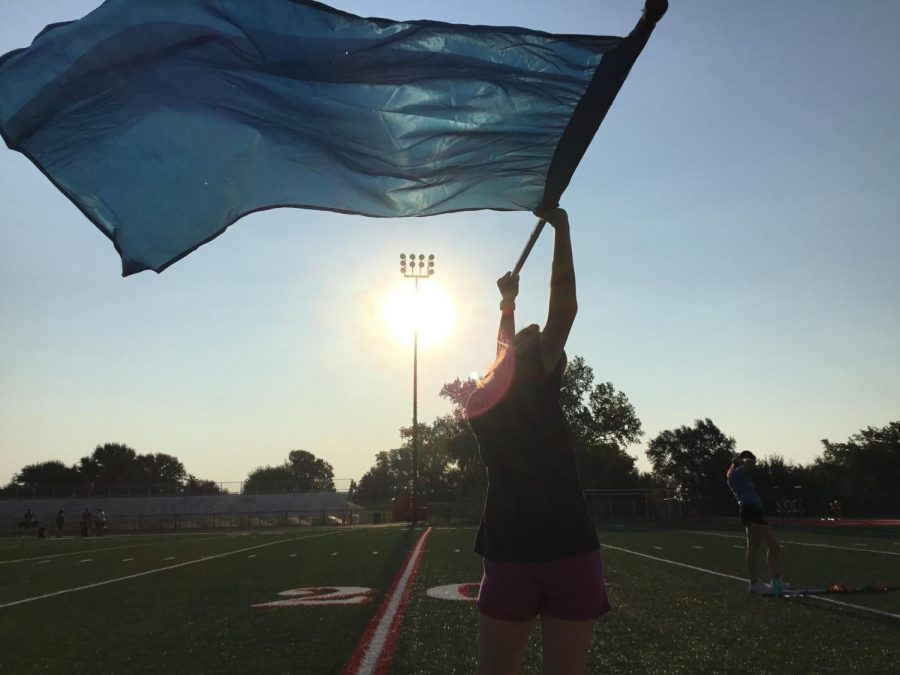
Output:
[0,0,661,275]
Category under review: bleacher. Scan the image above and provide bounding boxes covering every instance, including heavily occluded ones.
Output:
[1,492,362,533]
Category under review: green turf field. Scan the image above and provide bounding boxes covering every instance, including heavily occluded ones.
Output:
[1,523,898,673]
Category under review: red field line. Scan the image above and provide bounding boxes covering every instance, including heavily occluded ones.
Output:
[342,526,432,675]
[779,519,900,528]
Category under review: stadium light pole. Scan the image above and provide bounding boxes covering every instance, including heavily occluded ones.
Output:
[399,253,435,525]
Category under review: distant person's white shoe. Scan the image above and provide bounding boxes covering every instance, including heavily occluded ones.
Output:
[748,581,771,594]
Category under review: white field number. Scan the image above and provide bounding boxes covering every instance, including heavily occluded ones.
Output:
[252,586,377,608]
[252,583,481,608]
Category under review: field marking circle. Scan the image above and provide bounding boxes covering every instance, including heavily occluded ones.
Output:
[426,583,480,602]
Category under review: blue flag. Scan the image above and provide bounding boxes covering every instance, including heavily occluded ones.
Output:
[0,0,662,275]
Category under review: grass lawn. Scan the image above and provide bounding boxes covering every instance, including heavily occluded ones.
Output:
[1,522,898,673]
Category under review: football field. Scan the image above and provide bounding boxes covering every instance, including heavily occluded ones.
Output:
[1,523,898,673]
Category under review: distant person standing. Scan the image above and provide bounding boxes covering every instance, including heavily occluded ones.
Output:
[829,499,843,521]
[95,508,107,536]
[81,507,91,537]
[727,450,788,594]
[22,507,34,536]
[56,509,65,537]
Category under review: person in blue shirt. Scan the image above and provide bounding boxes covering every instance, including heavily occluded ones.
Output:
[727,450,785,593]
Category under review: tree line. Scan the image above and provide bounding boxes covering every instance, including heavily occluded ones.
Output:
[355,355,899,517]
[1,445,336,497]
[4,354,897,517]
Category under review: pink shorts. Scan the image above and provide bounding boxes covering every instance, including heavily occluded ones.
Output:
[477,549,611,621]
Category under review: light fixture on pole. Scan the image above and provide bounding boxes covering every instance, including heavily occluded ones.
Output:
[399,252,435,524]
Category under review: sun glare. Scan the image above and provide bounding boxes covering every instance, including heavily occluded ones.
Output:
[383,281,455,348]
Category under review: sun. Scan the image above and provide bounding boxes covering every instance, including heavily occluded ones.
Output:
[382,281,455,348]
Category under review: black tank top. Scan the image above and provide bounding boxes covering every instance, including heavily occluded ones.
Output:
[466,353,598,562]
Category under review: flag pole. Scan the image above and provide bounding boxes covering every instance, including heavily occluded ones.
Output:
[511,218,547,277]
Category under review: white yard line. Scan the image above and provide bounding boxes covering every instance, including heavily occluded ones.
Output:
[1,542,157,565]
[0,533,232,565]
[685,531,900,556]
[0,530,346,610]
[349,527,433,675]
[601,543,900,622]
[806,594,900,620]
[602,544,745,583]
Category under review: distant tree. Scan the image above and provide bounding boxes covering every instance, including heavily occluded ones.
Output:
[435,414,484,500]
[11,460,81,488]
[183,474,224,496]
[435,382,484,499]
[355,450,397,503]
[78,443,140,484]
[586,382,643,450]
[558,357,644,490]
[357,356,644,504]
[646,418,736,513]
[400,421,460,499]
[3,444,220,496]
[286,450,336,492]
[136,453,187,486]
[438,377,478,419]
[243,449,335,494]
[559,356,596,433]
[743,454,808,512]
[814,421,900,513]
[820,422,900,489]
[243,465,294,493]
[356,419,466,504]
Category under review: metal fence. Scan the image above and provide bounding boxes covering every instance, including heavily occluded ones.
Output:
[0,479,356,500]
[2,507,395,536]
[583,489,682,521]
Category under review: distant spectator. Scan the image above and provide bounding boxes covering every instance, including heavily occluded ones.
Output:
[829,499,843,520]
[56,509,65,537]
[21,507,34,537]
[81,507,91,537]
[37,523,46,538]
[95,508,107,536]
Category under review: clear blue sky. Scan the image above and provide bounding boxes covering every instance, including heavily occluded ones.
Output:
[1,0,898,487]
